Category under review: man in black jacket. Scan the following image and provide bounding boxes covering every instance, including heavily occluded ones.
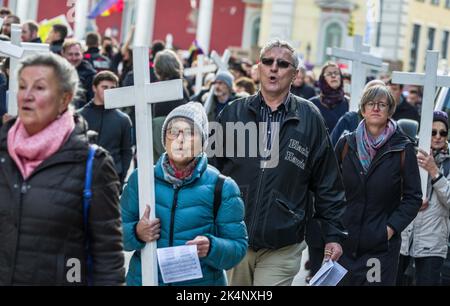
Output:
[62,40,97,108]
[78,71,133,186]
[211,40,347,286]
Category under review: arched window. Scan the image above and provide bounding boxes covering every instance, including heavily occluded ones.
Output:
[251,16,261,47]
[323,22,343,62]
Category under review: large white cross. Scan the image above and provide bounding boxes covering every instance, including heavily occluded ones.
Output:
[393,50,450,199]
[204,49,231,114]
[327,35,384,112]
[0,18,24,59]
[104,47,183,286]
[8,24,50,116]
[184,55,217,95]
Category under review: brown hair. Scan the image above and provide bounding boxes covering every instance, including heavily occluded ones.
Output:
[93,70,119,87]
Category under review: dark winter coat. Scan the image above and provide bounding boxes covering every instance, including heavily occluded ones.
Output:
[0,116,125,285]
[392,96,420,123]
[335,128,422,285]
[78,101,133,182]
[309,96,349,132]
[84,47,112,72]
[211,93,347,250]
[76,60,97,108]
[290,84,316,100]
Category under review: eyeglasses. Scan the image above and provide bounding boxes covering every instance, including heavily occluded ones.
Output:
[260,57,295,69]
[166,126,196,140]
[324,71,340,78]
[432,129,448,137]
[365,101,389,110]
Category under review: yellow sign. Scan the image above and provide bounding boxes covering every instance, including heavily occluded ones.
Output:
[38,15,73,43]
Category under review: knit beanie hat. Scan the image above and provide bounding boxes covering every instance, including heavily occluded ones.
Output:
[214,70,234,90]
[162,102,209,150]
[433,110,448,130]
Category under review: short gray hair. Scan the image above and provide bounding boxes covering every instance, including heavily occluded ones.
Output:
[154,49,183,80]
[260,39,299,69]
[17,53,79,96]
[360,84,396,117]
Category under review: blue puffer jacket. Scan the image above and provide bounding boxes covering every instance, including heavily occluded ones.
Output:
[121,153,248,286]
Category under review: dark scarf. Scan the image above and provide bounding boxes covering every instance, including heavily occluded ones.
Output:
[161,154,201,188]
[318,73,345,108]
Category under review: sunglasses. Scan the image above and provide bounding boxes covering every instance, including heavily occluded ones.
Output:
[432,129,448,137]
[260,57,295,69]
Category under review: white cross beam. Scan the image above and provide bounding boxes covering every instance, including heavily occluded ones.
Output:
[184,55,217,95]
[8,24,50,116]
[0,18,24,59]
[204,49,231,114]
[393,50,450,199]
[104,47,183,286]
[327,35,384,112]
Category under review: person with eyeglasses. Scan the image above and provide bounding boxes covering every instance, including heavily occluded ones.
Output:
[398,110,450,286]
[121,102,248,286]
[309,62,349,132]
[335,84,422,285]
[211,39,347,286]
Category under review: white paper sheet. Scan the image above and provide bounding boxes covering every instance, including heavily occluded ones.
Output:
[157,245,203,284]
[310,260,348,286]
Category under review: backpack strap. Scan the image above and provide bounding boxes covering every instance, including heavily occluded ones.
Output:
[213,174,226,223]
[400,150,405,176]
[83,144,97,286]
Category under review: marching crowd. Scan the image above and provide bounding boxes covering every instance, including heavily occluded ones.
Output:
[0,8,449,286]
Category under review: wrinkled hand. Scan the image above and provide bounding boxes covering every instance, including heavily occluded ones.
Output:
[387,226,395,240]
[136,205,160,243]
[186,236,210,258]
[417,148,439,177]
[323,242,343,262]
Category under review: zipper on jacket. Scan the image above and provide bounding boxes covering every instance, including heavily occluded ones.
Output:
[249,160,266,246]
[169,187,180,247]
[11,180,27,283]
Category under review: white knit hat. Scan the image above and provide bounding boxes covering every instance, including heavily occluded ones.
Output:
[162,102,209,149]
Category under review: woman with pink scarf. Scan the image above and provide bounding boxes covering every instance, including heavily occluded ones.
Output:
[0,53,124,285]
[335,84,422,285]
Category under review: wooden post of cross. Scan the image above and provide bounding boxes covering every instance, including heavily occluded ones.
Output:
[184,55,217,96]
[392,50,450,199]
[104,47,183,286]
[0,18,24,59]
[327,35,384,112]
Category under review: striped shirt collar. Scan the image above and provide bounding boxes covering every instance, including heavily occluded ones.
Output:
[259,92,291,114]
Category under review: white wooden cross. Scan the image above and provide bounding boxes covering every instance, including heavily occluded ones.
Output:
[8,24,50,116]
[327,35,384,112]
[393,50,450,199]
[104,47,183,286]
[184,55,217,95]
[204,49,231,114]
[0,18,24,59]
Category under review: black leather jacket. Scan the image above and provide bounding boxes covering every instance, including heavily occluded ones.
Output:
[211,93,347,250]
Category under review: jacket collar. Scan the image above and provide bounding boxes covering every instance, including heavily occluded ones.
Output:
[155,152,209,187]
[247,91,301,123]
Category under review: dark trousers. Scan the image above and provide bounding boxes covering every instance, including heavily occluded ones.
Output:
[415,256,444,286]
[397,255,414,286]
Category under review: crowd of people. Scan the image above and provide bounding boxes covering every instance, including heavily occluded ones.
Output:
[0,7,449,286]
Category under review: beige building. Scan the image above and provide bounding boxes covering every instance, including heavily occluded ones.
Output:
[257,0,450,73]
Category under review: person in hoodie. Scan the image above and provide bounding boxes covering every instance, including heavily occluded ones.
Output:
[62,40,97,108]
[121,102,248,286]
[78,71,132,186]
[83,32,111,73]
[335,84,422,285]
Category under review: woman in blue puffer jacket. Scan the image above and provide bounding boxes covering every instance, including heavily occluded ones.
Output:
[121,102,248,286]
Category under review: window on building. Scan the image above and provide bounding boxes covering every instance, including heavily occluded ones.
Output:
[431,0,440,5]
[428,27,436,50]
[323,22,343,62]
[442,31,449,59]
[409,24,421,72]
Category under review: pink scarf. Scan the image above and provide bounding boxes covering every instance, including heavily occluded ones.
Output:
[7,111,75,180]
